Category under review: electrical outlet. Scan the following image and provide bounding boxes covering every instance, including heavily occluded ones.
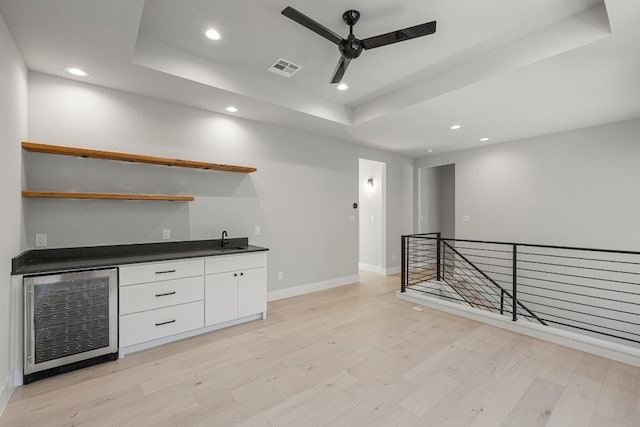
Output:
[463,215,471,222]
[162,229,171,240]
[278,272,284,280]
[35,233,47,247]
[255,226,261,236]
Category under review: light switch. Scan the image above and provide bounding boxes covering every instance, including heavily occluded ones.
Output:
[255,226,261,235]
[162,229,171,240]
[463,215,471,222]
[349,215,355,223]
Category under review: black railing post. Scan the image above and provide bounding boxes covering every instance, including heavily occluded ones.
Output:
[436,233,442,281]
[500,289,504,315]
[401,235,407,292]
[512,244,517,322]
[442,238,446,281]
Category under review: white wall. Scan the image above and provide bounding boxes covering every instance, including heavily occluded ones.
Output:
[0,12,27,413]
[358,158,385,271]
[416,119,640,251]
[25,72,414,293]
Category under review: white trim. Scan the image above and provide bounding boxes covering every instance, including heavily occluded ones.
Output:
[0,377,13,418]
[359,263,382,274]
[267,275,359,302]
[382,266,400,275]
[397,289,640,367]
[119,313,264,357]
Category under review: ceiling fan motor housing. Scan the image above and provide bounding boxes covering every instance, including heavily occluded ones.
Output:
[340,34,363,59]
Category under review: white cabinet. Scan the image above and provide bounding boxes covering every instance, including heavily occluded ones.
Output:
[119,259,205,347]
[119,252,267,353]
[205,253,267,327]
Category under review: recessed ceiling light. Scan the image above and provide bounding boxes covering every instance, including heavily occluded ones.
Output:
[205,28,221,41]
[480,137,490,142]
[427,149,434,153]
[449,124,461,130]
[65,67,88,77]
[337,83,349,91]
[225,106,238,113]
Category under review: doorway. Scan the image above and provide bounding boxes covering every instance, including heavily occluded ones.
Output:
[358,158,386,274]
[418,164,455,238]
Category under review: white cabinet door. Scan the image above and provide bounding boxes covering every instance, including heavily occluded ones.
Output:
[205,272,238,326]
[238,267,267,318]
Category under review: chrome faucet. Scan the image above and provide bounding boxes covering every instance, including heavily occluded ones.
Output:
[221,230,229,247]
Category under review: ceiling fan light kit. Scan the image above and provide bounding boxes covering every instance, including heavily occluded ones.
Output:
[281,6,437,84]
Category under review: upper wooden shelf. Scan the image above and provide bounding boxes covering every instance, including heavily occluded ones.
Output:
[22,141,257,173]
[22,191,194,202]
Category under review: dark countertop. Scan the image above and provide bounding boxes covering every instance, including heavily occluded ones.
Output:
[12,238,268,275]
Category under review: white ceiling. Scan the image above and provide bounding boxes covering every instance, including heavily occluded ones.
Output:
[1,0,639,157]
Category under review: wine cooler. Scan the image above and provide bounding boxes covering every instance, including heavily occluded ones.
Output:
[23,268,118,383]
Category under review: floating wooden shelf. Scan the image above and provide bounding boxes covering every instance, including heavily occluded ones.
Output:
[22,191,194,202]
[22,141,257,173]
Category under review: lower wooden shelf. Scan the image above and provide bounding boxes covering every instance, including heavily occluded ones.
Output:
[22,191,195,202]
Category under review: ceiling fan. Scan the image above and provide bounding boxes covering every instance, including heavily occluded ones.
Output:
[281,6,437,84]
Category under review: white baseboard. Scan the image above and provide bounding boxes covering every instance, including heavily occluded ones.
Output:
[268,275,359,302]
[359,264,400,276]
[0,376,13,418]
[358,263,382,274]
[397,289,640,367]
[383,266,401,275]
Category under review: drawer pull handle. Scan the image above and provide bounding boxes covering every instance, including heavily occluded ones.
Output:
[155,291,177,297]
[155,269,177,275]
[155,319,176,327]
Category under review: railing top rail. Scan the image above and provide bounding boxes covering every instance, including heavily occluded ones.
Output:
[404,233,640,257]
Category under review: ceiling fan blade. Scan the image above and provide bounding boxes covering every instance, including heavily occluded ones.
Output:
[281,6,342,45]
[331,57,351,84]
[362,21,437,50]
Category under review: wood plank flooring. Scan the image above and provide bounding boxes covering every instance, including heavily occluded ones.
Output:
[2,271,640,427]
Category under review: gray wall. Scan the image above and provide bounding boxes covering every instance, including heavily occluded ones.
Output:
[0,12,26,408]
[418,164,455,238]
[25,72,415,292]
[438,164,455,239]
[416,119,640,251]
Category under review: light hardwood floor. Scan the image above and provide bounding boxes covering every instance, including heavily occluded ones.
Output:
[2,271,640,427]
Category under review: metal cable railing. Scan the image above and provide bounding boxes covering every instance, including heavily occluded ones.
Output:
[401,234,640,346]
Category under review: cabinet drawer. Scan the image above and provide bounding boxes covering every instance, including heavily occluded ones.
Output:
[120,258,204,286]
[119,276,204,315]
[120,301,204,347]
[205,252,267,275]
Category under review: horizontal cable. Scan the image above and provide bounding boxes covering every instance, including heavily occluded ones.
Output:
[517,281,640,305]
[445,245,513,255]
[518,251,640,266]
[517,292,640,317]
[517,267,640,287]
[517,276,640,297]
[533,312,640,339]
[517,258,640,276]
[517,298,640,326]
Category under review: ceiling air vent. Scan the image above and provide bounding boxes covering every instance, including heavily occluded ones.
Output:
[268,58,302,78]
